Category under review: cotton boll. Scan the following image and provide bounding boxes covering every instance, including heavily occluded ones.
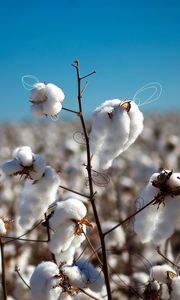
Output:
[99,105,130,169]
[55,246,76,265]
[58,294,72,300]
[30,261,62,300]
[19,166,60,230]
[150,264,176,284]
[49,198,87,230]
[45,83,65,104]
[29,154,46,180]
[134,181,159,243]
[43,101,62,116]
[123,101,144,151]
[0,159,23,176]
[166,172,180,189]
[76,258,104,292]
[13,146,33,166]
[31,83,46,103]
[0,219,6,235]
[63,265,88,289]
[48,221,75,254]
[171,276,180,299]
[152,196,180,245]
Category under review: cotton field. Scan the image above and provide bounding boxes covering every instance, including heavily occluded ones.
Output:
[0,112,180,300]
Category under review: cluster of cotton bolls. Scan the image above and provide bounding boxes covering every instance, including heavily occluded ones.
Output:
[30,82,65,117]
[0,146,46,180]
[89,99,144,169]
[0,146,60,230]
[134,170,180,245]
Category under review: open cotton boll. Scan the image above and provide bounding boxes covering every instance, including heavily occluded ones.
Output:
[152,196,180,245]
[122,101,144,151]
[49,198,87,230]
[134,180,160,243]
[30,261,62,300]
[0,219,6,235]
[43,101,62,116]
[76,258,104,292]
[19,166,60,230]
[150,264,176,284]
[55,246,76,265]
[171,276,180,299]
[13,146,33,166]
[0,159,23,176]
[63,265,88,289]
[45,83,65,104]
[48,221,75,254]
[31,83,46,103]
[29,154,46,180]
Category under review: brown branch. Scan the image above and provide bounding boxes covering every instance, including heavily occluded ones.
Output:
[1,236,48,243]
[73,61,112,300]
[83,230,103,266]
[104,198,156,236]
[62,107,79,115]
[157,246,179,269]
[15,265,31,289]
[59,184,90,199]
[80,70,96,80]
[0,238,7,300]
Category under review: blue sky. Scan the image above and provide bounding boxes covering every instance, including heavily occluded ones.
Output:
[0,0,180,121]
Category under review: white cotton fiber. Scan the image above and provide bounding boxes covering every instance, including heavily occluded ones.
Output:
[0,219,6,235]
[30,261,62,300]
[31,83,46,103]
[49,198,87,230]
[150,264,176,284]
[30,82,65,117]
[134,171,180,245]
[55,246,76,265]
[48,221,75,254]
[134,180,159,243]
[63,265,88,289]
[76,258,104,292]
[19,166,60,230]
[1,159,23,176]
[29,154,46,180]
[89,99,143,169]
[13,146,33,166]
[171,276,180,299]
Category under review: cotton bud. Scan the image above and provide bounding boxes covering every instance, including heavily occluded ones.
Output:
[89,99,143,169]
[150,264,177,284]
[30,261,62,300]
[19,166,60,230]
[48,198,91,254]
[30,82,65,117]
[134,170,180,245]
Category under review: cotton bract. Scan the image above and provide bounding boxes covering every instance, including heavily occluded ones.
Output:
[89,99,143,169]
[19,166,60,230]
[48,198,89,254]
[30,82,65,117]
[30,261,62,300]
[134,170,180,245]
[0,146,46,180]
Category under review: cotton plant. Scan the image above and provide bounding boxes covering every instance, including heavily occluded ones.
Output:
[89,99,144,169]
[19,166,60,230]
[48,198,92,255]
[134,170,180,245]
[0,146,46,181]
[30,82,65,117]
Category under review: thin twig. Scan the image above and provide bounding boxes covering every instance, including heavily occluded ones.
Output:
[81,81,88,96]
[0,238,7,300]
[62,107,79,115]
[1,236,48,243]
[73,61,112,300]
[104,198,156,236]
[157,246,179,269]
[15,265,31,289]
[59,184,90,199]
[80,70,96,80]
[83,229,103,266]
